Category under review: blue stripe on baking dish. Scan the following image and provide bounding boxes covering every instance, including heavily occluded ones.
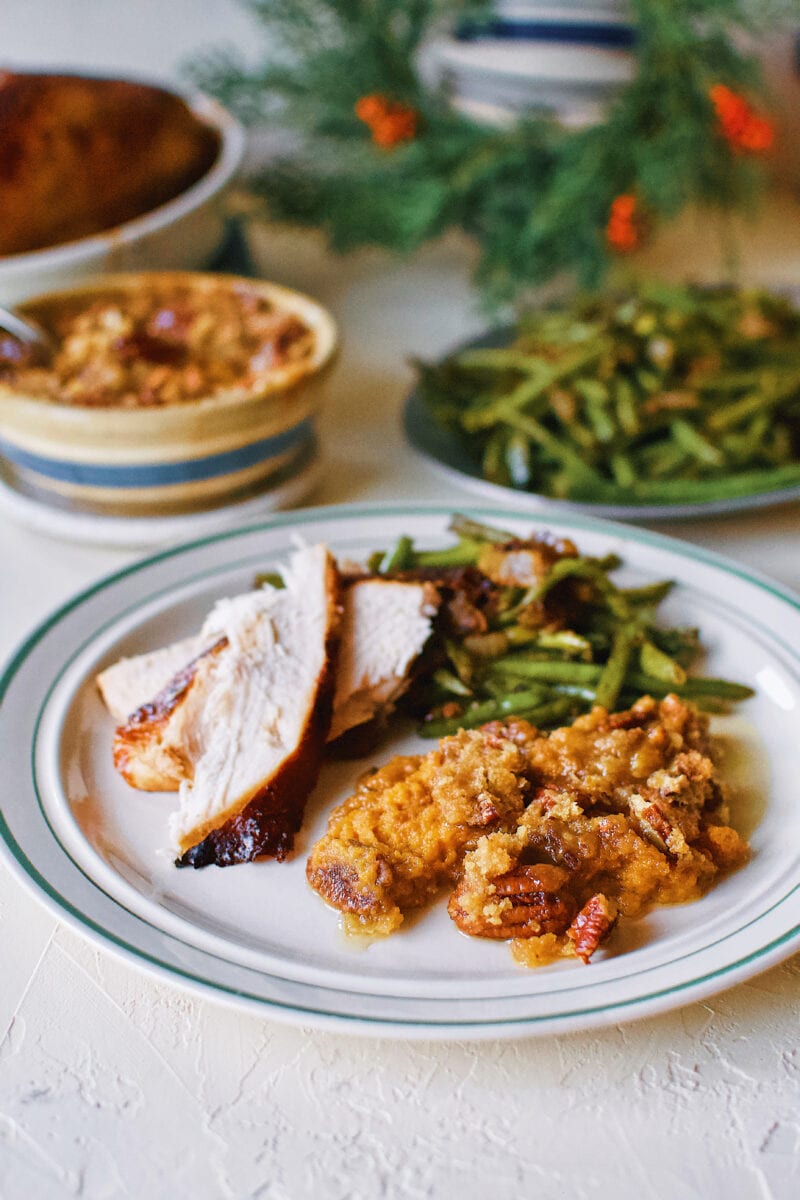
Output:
[0,418,314,488]
[457,20,637,49]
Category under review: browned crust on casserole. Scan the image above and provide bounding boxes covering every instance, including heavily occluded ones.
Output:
[305,725,531,934]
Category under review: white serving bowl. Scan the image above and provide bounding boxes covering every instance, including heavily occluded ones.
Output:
[0,89,246,306]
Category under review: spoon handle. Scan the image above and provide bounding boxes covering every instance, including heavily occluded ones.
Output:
[0,306,54,360]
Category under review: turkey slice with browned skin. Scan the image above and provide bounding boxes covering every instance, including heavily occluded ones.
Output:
[97,634,216,725]
[104,576,438,793]
[328,577,439,742]
[111,637,227,792]
[167,543,340,867]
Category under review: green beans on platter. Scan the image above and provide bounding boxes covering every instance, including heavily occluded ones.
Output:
[370,514,753,736]
[415,285,800,505]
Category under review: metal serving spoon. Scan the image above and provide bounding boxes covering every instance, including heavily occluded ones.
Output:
[0,305,55,363]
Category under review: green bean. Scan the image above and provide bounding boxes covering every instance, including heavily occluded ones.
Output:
[456,348,548,374]
[489,659,602,683]
[378,535,415,573]
[254,571,284,589]
[548,683,598,702]
[489,656,753,703]
[679,695,731,714]
[611,452,636,490]
[622,581,674,605]
[649,626,699,665]
[448,514,514,544]
[432,669,473,698]
[585,395,616,443]
[415,540,483,568]
[595,553,624,572]
[564,417,596,454]
[574,378,609,405]
[462,378,546,432]
[420,693,573,738]
[640,441,689,479]
[636,368,662,394]
[626,673,754,700]
[595,625,637,709]
[706,372,800,431]
[627,463,800,502]
[577,378,615,442]
[503,625,543,648]
[671,419,724,467]
[500,412,610,489]
[695,369,764,393]
[486,675,597,704]
[534,557,630,620]
[444,639,475,686]
[639,640,687,686]
[493,645,569,663]
[614,378,639,436]
[533,557,603,600]
[368,511,755,736]
[463,341,608,430]
[529,630,594,657]
[483,428,512,485]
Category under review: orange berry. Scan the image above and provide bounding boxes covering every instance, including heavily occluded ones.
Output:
[738,115,774,153]
[606,193,641,252]
[709,84,774,154]
[369,104,418,148]
[355,93,388,125]
[610,193,636,219]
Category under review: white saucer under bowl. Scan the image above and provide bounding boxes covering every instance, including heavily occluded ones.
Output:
[0,446,323,550]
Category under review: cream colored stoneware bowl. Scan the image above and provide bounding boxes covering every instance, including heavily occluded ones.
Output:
[0,90,245,307]
[0,272,338,516]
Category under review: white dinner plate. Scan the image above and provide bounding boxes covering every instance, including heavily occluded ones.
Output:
[1,503,799,1039]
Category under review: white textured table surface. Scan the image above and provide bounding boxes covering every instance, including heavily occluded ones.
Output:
[2,218,800,1200]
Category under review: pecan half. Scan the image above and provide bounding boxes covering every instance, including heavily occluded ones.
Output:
[448,863,577,939]
[566,894,618,963]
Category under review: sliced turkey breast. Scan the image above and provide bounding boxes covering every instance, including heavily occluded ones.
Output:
[112,637,227,792]
[112,543,339,864]
[171,543,340,866]
[328,578,439,742]
[97,634,215,725]
[103,575,438,792]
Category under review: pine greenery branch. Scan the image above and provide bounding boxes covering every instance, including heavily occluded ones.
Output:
[187,0,800,304]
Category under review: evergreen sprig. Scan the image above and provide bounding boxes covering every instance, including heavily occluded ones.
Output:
[189,0,798,305]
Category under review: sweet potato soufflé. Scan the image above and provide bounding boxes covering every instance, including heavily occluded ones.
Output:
[307,694,749,964]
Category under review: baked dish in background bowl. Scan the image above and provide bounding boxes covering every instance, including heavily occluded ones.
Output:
[0,272,337,516]
[0,72,245,304]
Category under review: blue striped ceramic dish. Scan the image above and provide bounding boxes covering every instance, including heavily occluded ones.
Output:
[458,4,635,49]
[0,273,337,516]
[434,2,634,125]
